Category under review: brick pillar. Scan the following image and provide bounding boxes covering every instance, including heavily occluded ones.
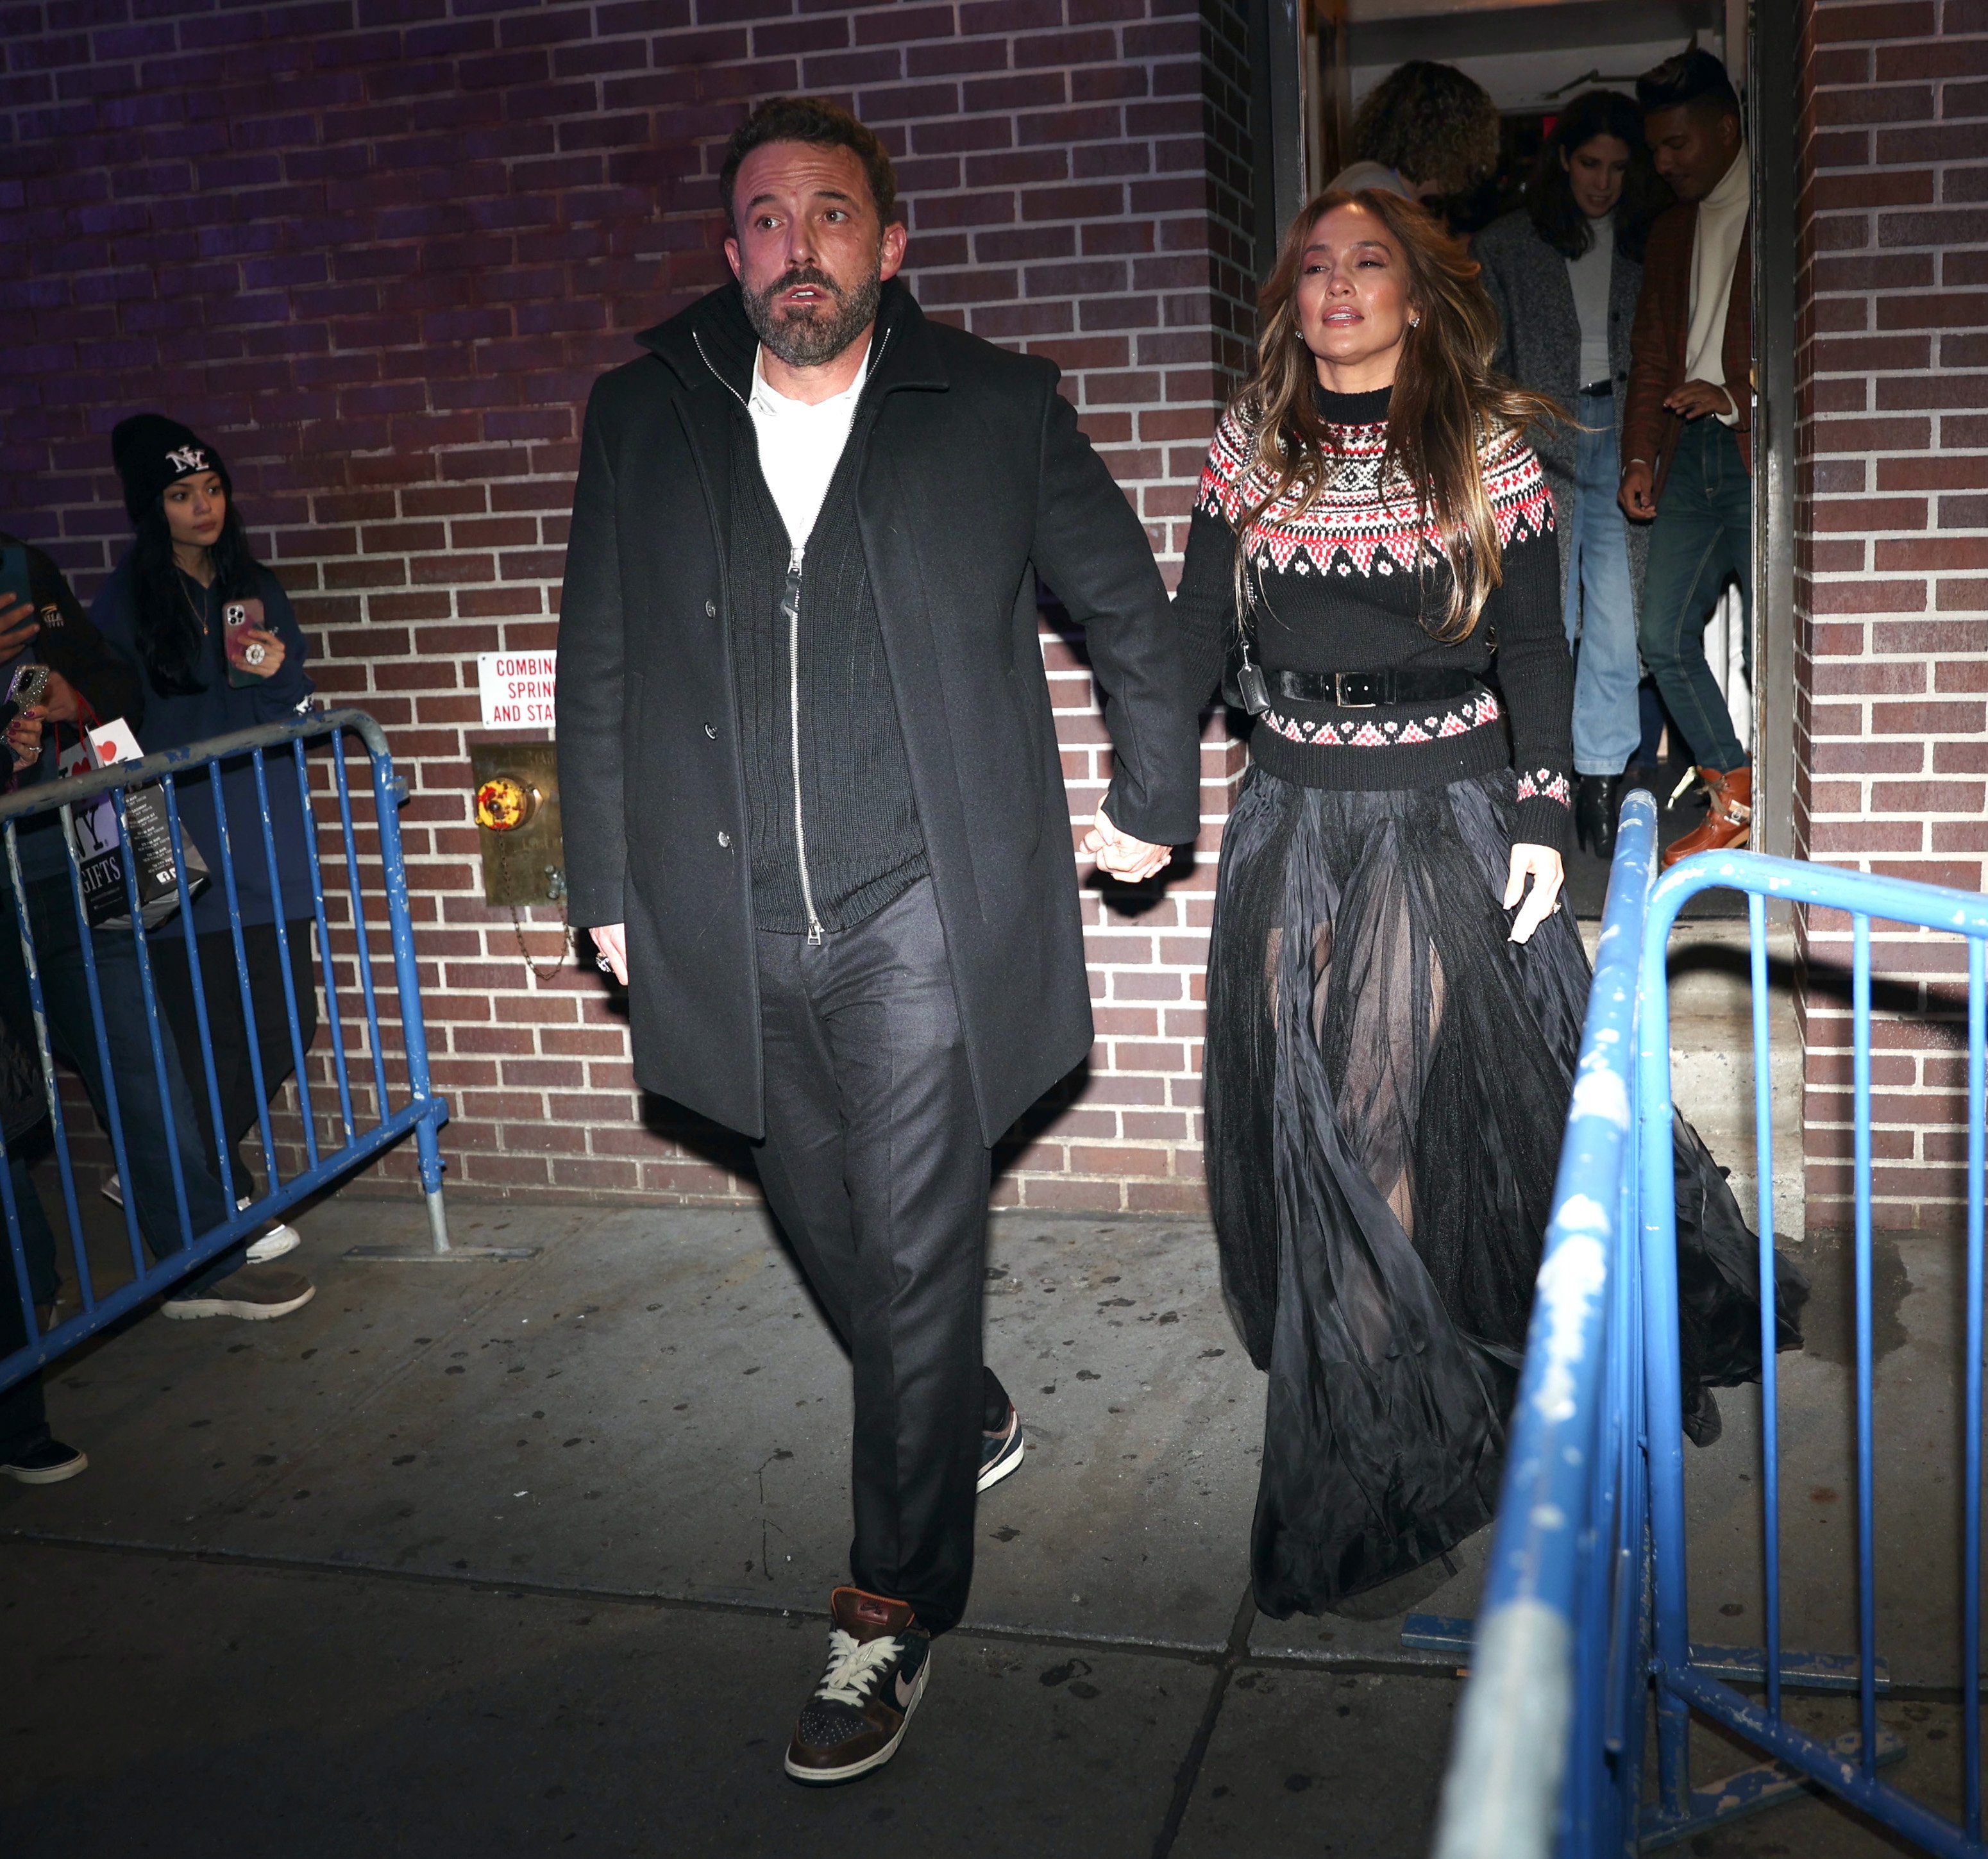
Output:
[1795,0,1988,1230]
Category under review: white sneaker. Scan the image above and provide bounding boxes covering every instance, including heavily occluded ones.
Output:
[246,1221,300,1262]
[101,1172,122,1207]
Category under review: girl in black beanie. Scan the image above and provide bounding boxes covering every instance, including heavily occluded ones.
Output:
[94,414,319,1283]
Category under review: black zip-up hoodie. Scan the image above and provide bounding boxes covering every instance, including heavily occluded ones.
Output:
[693,285,929,939]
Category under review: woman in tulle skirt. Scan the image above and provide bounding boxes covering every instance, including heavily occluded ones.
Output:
[1174,188,1803,1619]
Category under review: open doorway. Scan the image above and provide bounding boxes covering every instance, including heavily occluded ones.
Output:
[1250,0,1794,907]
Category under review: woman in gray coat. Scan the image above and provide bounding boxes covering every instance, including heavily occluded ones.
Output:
[1476,90,1664,855]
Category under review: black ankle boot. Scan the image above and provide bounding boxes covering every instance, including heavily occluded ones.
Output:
[1575,773,1625,859]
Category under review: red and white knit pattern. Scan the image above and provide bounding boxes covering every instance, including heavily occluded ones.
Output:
[1514,767,1572,807]
[1197,403,1554,578]
[1262,688,1503,748]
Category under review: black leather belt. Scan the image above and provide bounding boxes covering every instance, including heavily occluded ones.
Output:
[1579,377,1612,397]
[1267,668,1481,709]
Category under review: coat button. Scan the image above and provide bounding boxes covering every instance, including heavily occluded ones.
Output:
[704,722,717,739]
[717,831,731,848]
[705,600,717,618]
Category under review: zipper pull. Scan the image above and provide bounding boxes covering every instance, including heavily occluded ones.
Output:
[788,545,805,577]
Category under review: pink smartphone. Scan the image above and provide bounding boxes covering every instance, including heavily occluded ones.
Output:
[223,596,268,687]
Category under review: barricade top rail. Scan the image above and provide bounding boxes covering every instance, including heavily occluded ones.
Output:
[0,707,391,827]
[1649,845,1988,940]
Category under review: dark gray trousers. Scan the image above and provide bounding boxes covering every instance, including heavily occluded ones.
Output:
[753,877,991,1636]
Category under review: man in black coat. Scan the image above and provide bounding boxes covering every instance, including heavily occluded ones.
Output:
[554,97,1199,1784]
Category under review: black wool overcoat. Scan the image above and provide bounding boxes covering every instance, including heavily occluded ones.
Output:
[555,280,1201,1145]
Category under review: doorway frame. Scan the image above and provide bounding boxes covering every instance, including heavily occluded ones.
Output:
[1750,0,1798,861]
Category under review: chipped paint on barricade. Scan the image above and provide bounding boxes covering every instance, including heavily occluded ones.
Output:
[1569,1065,1631,1131]
[1529,1230,1607,1427]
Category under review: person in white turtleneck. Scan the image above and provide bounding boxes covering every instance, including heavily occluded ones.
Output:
[1621,47,1757,870]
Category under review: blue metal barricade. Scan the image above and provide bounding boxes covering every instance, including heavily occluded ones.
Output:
[0,708,451,1397]
[1435,797,1988,1858]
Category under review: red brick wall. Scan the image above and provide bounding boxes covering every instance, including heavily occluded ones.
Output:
[1794,0,1988,1228]
[0,1,1256,1211]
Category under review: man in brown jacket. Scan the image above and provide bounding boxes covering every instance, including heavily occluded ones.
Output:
[1619,48,1753,867]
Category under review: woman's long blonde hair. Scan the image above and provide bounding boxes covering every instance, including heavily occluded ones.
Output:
[1231,187,1563,643]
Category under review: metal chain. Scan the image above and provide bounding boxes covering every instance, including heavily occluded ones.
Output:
[510,904,573,984]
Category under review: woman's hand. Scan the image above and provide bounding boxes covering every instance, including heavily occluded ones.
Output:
[6,703,46,771]
[40,669,80,725]
[1504,841,1565,945]
[1082,807,1173,884]
[237,627,287,678]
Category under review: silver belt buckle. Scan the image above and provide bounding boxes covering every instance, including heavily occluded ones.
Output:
[1333,673,1381,708]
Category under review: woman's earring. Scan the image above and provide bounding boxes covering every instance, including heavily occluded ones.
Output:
[1409,315,1422,328]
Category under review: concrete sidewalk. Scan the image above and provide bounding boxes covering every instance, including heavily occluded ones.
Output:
[0,1188,1966,1857]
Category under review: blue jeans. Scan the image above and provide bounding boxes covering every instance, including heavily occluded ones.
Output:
[1637,417,1751,773]
[0,875,239,1299]
[1562,389,1643,777]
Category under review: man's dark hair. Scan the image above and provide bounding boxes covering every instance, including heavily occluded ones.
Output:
[1637,46,1741,120]
[718,96,898,232]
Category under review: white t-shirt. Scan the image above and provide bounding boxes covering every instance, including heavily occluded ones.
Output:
[746,341,872,554]
[1683,143,1750,427]
[1566,214,1614,390]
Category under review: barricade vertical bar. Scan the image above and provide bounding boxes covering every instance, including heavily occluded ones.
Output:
[294,740,356,1145]
[1750,889,1783,1722]
[111,786,197,1254]
[366,737,449,1254]
[253,748,317,1171]
[205,752,277,1194]
[1853,910,1878,1778]
[332,733,391,1122]
[0,832,37,1338]
[1966,936,1984,1842]
[8,821,103,1296]
[160,775,238,1212]
[1640,881,1692,1822]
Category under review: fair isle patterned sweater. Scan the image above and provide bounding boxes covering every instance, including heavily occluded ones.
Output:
[1177,383,1574,855]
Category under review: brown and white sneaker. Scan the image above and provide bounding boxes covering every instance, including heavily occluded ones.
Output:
[784,1586,931,1785]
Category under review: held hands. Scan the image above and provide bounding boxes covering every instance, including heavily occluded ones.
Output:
[1504,843,1565,946]
[1664,378,1735,422]
[1082,807,1173,884]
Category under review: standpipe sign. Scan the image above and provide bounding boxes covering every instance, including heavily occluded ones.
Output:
[477,651,556,728]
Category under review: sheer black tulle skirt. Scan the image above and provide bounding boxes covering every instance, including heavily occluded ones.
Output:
[1206,764,1806,1619]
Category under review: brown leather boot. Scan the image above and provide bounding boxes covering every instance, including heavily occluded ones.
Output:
[1662,764,1751,870]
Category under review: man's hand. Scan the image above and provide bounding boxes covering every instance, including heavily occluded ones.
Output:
[591,922,628,986]
[1664,378,1734,421]
[1081,807,1173,884]
[40,669,80,725]
[0,596,38,665]
[1618,460,1656,523]
[1504,842,1565,945]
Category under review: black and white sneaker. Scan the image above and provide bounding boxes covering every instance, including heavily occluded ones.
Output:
[0,1438,88,1485]
[978,1403,1024,1493]
[784,1587,931,1785]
